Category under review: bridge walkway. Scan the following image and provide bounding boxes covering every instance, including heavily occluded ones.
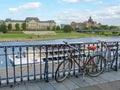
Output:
[1,70,120,90]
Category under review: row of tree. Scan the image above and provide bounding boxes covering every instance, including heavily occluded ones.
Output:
[48,24,119,33]
[7,23,26,31]
[7,23,71,32]
[52,25,73,33]
[0,22,27,33]
[0,21,119,33]
[0,22,73,33]
[78,25,119,31]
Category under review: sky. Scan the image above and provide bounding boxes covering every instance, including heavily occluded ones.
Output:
[0,0,120,26]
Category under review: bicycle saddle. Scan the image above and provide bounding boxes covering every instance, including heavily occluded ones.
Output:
[87,46,96,50]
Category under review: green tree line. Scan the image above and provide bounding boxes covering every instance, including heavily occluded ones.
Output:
[80,25,119,31]
[0,22,119,33]
[0,22,27,33]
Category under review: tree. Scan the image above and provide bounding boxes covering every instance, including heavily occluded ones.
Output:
[101,25,109,30]
[83,24,89,30]
[22,23,26,30]
[52,26,56,31]
[56,26,60,31]
[110,26,119,30]
[84,26,89,30]
[15,23,20,31]
[97,26,102,30]
[91,25,99,30]
[8,23,12,30]
[47,26,51,30]
[63,25,73,33]
[0,23,7,33]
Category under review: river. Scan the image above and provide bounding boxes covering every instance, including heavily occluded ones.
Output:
[0,36,120,46]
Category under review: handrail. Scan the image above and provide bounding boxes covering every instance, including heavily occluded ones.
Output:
[0,41,119,87]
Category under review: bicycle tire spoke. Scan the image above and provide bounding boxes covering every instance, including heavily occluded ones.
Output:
[87,55,106,77]
[55,59,72,82]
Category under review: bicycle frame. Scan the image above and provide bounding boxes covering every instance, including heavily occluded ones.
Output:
[64,42,95,72]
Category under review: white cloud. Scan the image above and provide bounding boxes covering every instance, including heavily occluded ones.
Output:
[55,5,120,25]
[61,0,96,3]
[93,6,120,19]
[62,0,80,3]
[8,2,41,13]
[55,10,88,24]
[8,8,18,13]
[94,1,103,4]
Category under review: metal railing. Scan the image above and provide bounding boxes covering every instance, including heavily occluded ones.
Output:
[0,41,120,87]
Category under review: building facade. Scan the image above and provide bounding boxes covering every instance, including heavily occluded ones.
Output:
[71,17,101,30]
[5,17,56,30]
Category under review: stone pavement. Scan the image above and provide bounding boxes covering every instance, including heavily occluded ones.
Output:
[76,80,120,90]
[1,70,120,90]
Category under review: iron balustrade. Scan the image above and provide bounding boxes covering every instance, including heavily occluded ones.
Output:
[0,41,119,87]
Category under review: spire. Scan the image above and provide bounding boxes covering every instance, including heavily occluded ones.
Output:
[88,16,93,22]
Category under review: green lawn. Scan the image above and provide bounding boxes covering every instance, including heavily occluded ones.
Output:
[0,31,116,41]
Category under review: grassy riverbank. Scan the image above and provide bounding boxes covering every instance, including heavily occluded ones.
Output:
[0,31,118,41]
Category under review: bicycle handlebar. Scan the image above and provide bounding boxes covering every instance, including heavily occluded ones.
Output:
[98,40,106,45]
[63,41,68,44]
[98,40,107,44]
[63,41,79,52]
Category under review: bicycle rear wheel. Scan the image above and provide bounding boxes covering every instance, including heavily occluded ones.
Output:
[86,55,106,77]
[55,59,73,82]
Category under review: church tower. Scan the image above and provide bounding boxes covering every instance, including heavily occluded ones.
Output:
[88,16,94,23]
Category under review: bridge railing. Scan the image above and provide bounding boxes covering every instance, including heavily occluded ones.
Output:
[0,41,120,87]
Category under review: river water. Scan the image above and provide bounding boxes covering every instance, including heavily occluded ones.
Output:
[0,36,120,46]
[0,36,120,68]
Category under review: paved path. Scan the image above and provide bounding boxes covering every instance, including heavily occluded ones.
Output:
[1,70,120,90]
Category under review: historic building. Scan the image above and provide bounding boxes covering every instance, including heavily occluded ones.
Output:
[84,16,101,27]
[5,17,56,30]
[71,22,84,30]
[71,16,101,30]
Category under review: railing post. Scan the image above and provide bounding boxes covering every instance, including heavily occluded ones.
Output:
[51,45,54,78]
[33,46,36,80]
[12,47,16,83]
[19,46,23,82]
[39,46,42,79]
[0,76,1,87]
[115,42,119,71]
[44,45,49,82]
[4,47,9,85]
[26,46,30,81]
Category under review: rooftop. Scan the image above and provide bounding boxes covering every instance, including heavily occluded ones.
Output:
[5,17,56,23]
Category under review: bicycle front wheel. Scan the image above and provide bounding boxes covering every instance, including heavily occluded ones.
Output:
[55,59,73,82]
[86,55,106,77]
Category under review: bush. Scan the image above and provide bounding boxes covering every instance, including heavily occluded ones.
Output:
[0,24,7,33]
[63,25,73,33]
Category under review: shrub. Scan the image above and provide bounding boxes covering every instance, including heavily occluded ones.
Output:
[0,24,7,33]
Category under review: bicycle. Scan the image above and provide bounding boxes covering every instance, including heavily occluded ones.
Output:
[98,40,119,71]
[55,41,106,82]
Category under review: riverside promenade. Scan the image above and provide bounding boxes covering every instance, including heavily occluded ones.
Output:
[1,70,120,90]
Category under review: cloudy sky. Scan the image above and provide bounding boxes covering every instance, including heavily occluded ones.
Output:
[0,0,120,26]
